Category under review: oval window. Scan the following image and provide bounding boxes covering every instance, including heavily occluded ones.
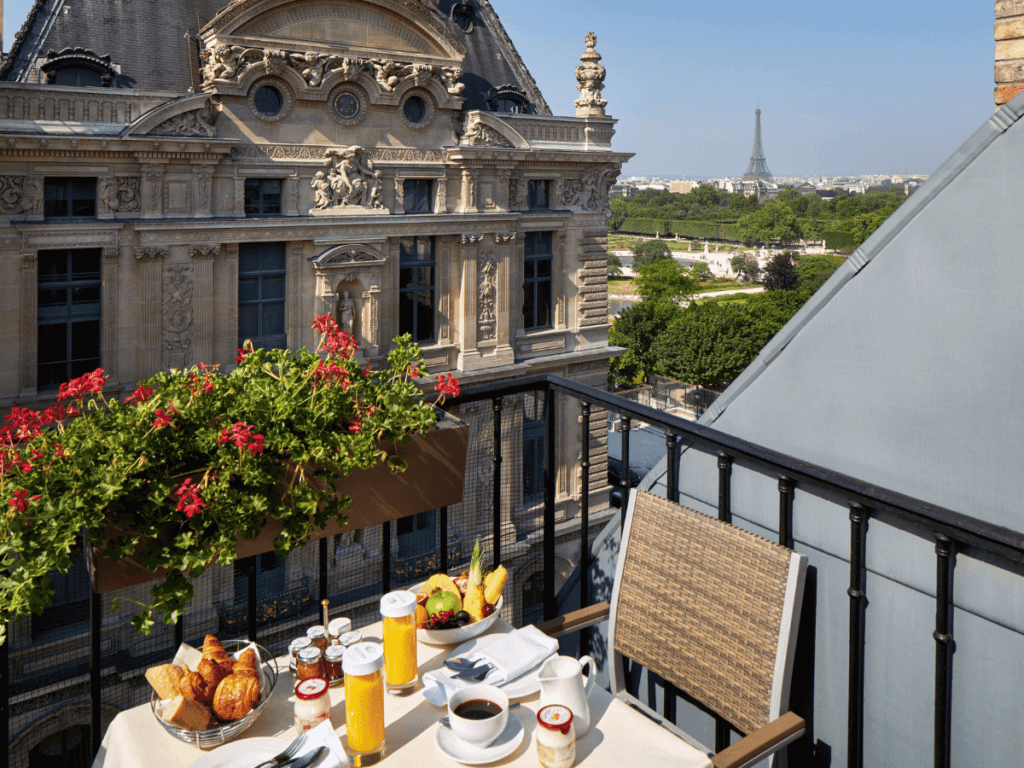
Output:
[254,86,283,117]
[403,96,427,125]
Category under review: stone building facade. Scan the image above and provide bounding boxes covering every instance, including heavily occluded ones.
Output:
[0,1,629,763]
[996,0,1024,105]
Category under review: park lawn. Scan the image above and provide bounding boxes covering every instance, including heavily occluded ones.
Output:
[608,278,637,296]
[694,279,744,293]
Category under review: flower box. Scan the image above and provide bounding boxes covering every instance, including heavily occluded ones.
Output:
[87,411,468,594]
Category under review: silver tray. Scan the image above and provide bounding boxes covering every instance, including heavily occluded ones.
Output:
[150,639,279,749]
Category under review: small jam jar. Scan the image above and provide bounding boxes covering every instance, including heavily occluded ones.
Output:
[536,705,575,768]
[290,637,313,666]
[328,616,353,644]
[294,677,331,731]
[307,626,329,652]
[296,646,325,681]
[338,630,362,649]
[324,644,346,686]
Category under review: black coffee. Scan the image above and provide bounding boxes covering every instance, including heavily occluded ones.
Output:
[453,699,502,720]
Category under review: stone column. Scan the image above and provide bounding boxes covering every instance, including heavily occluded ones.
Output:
[19,252,37,397]
[287,242,304,349]
[394,176,405,212]
[554,232,567,327]
[192,165,214,219]
[285,175,299,216]
[223,243,239,365]
[189,245,220,365]
[233,177,246,217]
[438,236,452,343]
[493,234,515,365]
[459,170,477,214]
[434,175,448,214]
[995,3,1024,105]
[102,247,120,385]
[134,247,166,378]
[141,164,165,218]
[457,235,483,370]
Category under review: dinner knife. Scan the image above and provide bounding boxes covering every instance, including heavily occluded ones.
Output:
[281,746,329,768]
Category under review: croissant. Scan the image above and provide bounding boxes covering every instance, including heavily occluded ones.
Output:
[233,648,259,678]
[202,634,235,675]
[179,669,216,705]
[212,672,261,721]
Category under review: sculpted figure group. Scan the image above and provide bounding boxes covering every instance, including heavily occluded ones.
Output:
[313,147,384,210]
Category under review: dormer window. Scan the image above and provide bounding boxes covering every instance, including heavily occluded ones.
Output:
[484,84,534,115]
[40,48,116,88]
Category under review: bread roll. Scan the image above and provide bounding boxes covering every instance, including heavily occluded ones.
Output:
[162,695,212,731]
[180,669,217,705]
[212,673,261,721]
[145,664,184,700]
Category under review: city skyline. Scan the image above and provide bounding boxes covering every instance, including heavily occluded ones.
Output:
[3,0,997,179]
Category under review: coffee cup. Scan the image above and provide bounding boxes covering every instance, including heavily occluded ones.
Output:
[447,684,509,748]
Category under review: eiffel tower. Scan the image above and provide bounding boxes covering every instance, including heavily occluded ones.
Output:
[742,105,773,181]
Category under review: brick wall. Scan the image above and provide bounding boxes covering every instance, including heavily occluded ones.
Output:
[996,0,1024,104]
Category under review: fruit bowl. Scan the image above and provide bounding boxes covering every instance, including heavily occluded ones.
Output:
[415,583,504,646]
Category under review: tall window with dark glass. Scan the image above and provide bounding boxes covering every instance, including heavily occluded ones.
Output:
[523,232,553,330]
[403,179,433,214]
[238,242,287,350]
[44,177,96,218]
[37,249,101,390]
[528,180,550,210]
[244,179,283,216]
[399,236,435,343]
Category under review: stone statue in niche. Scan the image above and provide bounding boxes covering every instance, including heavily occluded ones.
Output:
[321,147,384,209]
[337,290,357,335]
[574,32,608,117]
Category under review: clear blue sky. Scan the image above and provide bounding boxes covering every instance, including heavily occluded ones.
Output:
[3,0,996,178]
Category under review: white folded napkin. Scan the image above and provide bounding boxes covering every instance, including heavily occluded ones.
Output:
[300,720,347,768]
[422,626,558,706]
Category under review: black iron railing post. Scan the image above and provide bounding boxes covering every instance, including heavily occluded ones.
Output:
[848,504,869,768]
[319,538,328,603]
[439,506,449,574]
[382,521,392,595]
[579,401,591,658]
[620,416,631,528]
[544,388,557,622]
[90,588,102,758]
[174,615,183,652]
[778,476,794,549]
[665,433,679,504]
[717,453,732,523]
[1,624,7,768]
[492,397,503,567]
[934,534,955,768]
[246,555,258,641]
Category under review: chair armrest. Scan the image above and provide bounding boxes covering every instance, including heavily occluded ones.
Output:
[536,602,610,638]
[710,711,805,768]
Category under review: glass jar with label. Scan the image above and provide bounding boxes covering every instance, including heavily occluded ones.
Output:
[380,591,417,696]
[324,644,346,686]
[536,705,576,768]
[343,642,386,765]
[296,646,324,681]
[294,677,331,731]
[328,616,352,644]
[289,637,313,673]
[307,625,329,652]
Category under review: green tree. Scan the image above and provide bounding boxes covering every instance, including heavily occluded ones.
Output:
[763,252,799,291]
[630,239,672,270]
[736,202,803,245]
[851,210,889,246]
[794,254,845,294]
[608,299,681,386]
[730,254,761,283]
[653,302,758,388]
[689,262,713,283]
[609,196,628,231]
[608,251,623,277]
[635,258,698,303]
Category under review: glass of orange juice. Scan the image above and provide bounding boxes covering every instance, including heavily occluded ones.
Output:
[343,642,386,766]
[380,591,418,696]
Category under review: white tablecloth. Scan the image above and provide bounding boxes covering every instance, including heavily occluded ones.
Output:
[91,619,711,768]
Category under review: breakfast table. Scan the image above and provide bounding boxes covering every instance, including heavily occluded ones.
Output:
[91,617,712,768]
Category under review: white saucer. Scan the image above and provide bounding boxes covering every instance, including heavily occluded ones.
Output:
[447,634,555,699]
[184,737,290,768]
[434,713,525,765]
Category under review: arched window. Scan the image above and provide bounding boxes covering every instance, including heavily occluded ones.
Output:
[40,48,116,88]
[483,84,533,115]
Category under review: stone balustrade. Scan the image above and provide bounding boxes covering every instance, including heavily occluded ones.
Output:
[0,83,175,127]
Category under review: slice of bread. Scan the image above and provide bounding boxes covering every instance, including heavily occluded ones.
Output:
[146,664,185,700]
[162,695,212,731]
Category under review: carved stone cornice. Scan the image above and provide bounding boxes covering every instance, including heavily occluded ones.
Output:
[135,247,167,262]
[459,234,484,244]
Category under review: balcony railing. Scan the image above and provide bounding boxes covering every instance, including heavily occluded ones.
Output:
[4,374,1024,768]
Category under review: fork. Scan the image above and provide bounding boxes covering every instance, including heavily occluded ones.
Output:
[252,732,312,768]
[453,663,493,681]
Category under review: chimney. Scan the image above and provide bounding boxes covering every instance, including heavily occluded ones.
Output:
[995,1,1024,104]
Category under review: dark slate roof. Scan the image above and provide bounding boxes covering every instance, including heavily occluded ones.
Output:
[2,0,549,113]
[642,91,1024,532]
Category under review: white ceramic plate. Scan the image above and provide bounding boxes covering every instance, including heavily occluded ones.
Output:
[184,737,290,768]
[434,713,525,765]
[446,633,555,699]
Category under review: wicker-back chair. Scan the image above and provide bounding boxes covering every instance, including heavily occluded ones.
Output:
[541,490,807,768]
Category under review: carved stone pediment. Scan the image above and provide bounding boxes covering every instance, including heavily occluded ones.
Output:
[311,244,388,270]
